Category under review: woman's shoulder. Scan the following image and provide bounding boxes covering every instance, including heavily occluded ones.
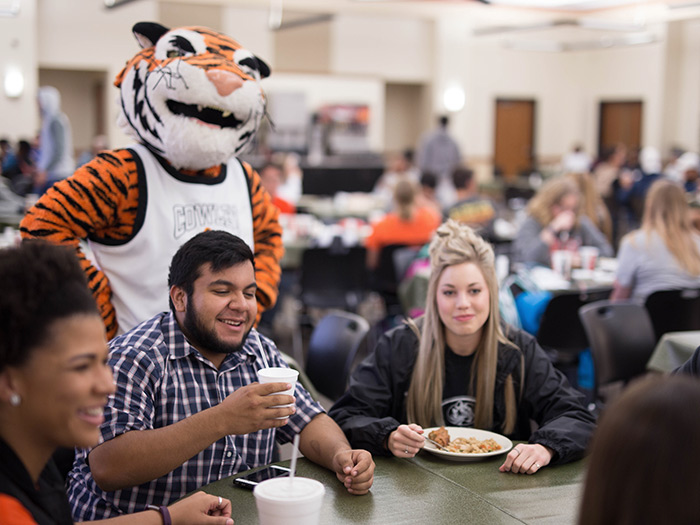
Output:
[0,494,36,524]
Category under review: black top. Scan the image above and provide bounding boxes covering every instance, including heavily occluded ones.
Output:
[0,437,73,525]
[328,322,597,464]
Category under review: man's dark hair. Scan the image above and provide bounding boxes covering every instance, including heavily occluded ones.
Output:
[168,231,255,310]
[420,171,438,190]
[439,116,449,128]
[452,167,474,189]
[0,240,99,371]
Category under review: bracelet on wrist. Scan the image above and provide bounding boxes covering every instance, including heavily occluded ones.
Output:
[146,504,172,525]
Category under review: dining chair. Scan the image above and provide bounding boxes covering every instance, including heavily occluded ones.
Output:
[371,244,422,315]
[299,245,369,312]
[578,300,657,404]
[304,310,370,402]
[535,287,612,362]
[644,288,700,343]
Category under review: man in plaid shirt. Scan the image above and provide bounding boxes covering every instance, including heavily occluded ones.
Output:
[67,231,375,520]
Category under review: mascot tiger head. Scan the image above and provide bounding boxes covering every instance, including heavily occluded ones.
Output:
[115,22,269,170]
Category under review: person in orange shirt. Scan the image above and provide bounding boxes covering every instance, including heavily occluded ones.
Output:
[365,179,441,269]
[260,162,296,215]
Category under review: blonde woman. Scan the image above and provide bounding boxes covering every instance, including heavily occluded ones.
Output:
[329,220,596,474]
[511,176,613,267]
[611,179,700,302]
[568,171,613,242]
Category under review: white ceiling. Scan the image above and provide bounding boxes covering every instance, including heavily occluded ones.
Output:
[159,0,700,50]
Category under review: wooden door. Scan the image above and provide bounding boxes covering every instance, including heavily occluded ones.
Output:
[598,101,642,157]
[494,99,535,180]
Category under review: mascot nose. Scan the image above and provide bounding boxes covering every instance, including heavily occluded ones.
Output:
[206,69,244,97]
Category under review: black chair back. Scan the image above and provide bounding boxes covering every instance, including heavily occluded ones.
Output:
[536,288,612,358]
[371,244,421,313]
[299,246,368,312]
[305,311,370,401]
[644,288,700,342]
[579,300,657,401]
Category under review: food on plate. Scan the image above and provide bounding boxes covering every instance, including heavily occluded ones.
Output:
[429,426,502,454]
[428,426,450,447]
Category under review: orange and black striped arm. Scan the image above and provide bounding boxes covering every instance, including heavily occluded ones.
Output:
[241,160,284,323]
[20,149,139,339]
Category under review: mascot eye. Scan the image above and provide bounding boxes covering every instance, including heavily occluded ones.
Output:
[235,54,263,78]
[167,49,186,58]
[164,35,196,59]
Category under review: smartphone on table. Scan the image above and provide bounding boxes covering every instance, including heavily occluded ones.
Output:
[232,465,292,490]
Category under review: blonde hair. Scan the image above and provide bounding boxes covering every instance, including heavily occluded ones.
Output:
[567,171,613,241]
[634,179,700,275]
[526,176,581,227]
[406,220,519,433]
[393,178,416,221]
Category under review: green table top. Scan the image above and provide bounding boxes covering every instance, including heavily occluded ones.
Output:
[199,452,585,524]
[647,330,700,373]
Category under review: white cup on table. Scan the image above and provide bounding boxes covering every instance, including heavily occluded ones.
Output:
[254,477,325,525]
[579,246,600,271]
[551,250,573,280]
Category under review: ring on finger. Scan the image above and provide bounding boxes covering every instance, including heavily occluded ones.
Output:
[534,463,541,469]
[404,448,409,454]
[512,448,521,457]
[218,496,222,506]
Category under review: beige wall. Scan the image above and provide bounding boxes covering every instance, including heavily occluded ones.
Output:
[0,0,37,142]
[1,1,699,171]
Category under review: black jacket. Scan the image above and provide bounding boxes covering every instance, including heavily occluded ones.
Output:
[0,437,74,525]
[328,323,596,465]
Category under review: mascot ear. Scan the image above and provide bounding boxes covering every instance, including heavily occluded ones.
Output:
[255,56,271,79]
[132,22,170,49]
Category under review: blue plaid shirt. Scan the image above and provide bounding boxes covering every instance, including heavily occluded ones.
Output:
[67,312,324,520]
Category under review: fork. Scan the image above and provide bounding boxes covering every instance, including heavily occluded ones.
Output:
[424,436,448,450]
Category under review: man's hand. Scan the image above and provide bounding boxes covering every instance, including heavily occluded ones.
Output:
[218,382,296,435]
[331,449,375,495]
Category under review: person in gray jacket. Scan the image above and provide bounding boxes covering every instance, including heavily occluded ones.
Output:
[511,175,613,268]
[329,220,596,474]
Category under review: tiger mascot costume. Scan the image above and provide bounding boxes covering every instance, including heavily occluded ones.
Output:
[20,22,282,339]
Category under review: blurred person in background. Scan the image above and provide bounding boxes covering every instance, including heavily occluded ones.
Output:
[373,148,420,207]
[11,140,38,197]
[611,179,700,302]
[416,116,461,208]
[416,171,443,218]
[567,171,613,243]
[35,86,75,195]
[579,374,700,525]
[592,144,626,201]
[675,151,700,194]
[561,144,592,174]
[259,161,295,215]
[0,139,19,177]
[511,176,613,268]
[444,167,496,240]
[365,178,441,270]
[275,152,303,206]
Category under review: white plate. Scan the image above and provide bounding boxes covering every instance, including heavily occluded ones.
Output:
[421,427,513,462]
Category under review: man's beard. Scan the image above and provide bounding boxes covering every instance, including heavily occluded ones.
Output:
[182,303,252,355]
